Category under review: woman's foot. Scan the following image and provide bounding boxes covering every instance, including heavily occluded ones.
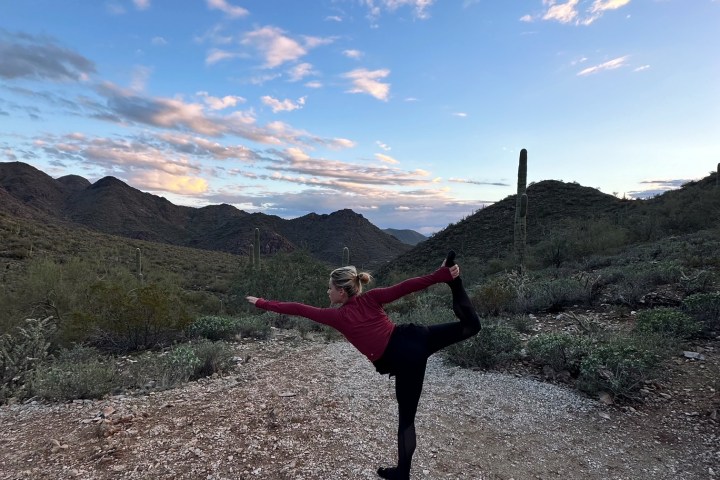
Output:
[444,250,456,268]
[377,466,408,480]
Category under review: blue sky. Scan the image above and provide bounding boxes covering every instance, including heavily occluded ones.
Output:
[1,1,718,234]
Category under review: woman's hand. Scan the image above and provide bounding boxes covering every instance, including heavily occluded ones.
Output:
[449,264,460,279]
[246,296,259,305]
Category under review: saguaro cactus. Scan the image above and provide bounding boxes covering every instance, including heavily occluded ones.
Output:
[253,228,261,270]
[513,149,528,272]
[136,247,143,283]
[342,246,350,266]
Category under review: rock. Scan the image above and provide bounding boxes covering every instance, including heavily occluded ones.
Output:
[598,392,614,405]
[682,351,706,360]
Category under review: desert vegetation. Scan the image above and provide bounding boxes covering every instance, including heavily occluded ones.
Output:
[1,164,719,406]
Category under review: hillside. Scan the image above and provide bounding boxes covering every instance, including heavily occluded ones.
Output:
[0,162,409,270]
[383,228,427,246]
[377,173,720,281]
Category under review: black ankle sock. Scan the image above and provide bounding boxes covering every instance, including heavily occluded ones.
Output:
[445,250,456,268]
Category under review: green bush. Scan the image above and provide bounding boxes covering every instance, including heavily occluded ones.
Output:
[445,321,521,369]
[682,292,720,333]
[634,307,701,340]
[527,333,592,374]
[187,315,242,341]
[472,279,515,316]
[33,345,118,401]
[0,317,55,403]
[190,340,236,378]
[80,282,192,352]
[577,335,663,400]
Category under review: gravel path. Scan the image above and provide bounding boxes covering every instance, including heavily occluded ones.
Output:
[0,335,715,479]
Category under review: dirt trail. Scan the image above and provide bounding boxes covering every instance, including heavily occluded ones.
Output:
[0,334,717,479]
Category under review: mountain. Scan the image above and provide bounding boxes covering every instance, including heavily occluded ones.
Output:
[383,228,427,246]
[376,174,720,280]
[0,162,410,270]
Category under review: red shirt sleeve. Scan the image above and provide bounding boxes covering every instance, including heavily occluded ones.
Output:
[365,267,452,306]
[254,299,341,327]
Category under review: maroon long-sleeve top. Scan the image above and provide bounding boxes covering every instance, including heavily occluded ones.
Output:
[254,267,452,362]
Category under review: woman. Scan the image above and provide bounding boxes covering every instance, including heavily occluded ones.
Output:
[246,251,481,480]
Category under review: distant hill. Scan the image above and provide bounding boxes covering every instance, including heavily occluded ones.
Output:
[383,228,427,246]
[0,162,410,270]
[376,173,720,281]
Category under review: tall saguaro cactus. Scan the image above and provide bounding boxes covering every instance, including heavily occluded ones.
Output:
[253,228,261,270]
[136,247,143,283]
[513,149,528,272]
[342,246,350,266]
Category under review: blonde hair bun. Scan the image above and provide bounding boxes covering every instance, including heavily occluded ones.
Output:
[357,272,372,285]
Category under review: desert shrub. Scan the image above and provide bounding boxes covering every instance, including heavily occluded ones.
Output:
[472,278,515,316]
[577,335,664,400]
[187,315,242,341]
[507,314,534,333]
[391,304,455,327]
[445,320,521,369]
[523,277,595,313]
[0,317,55,403]
[164,345,201,384]
[634,307,701,340]
[682,292,720,333]
[679,270,718,295]
[188,340,235,378]
[79,282,192,352]
[234,315,272,339]
[526,333,592,375]
[33,345,118,401]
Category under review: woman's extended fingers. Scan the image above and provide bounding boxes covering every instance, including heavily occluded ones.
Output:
[246,295,259,305]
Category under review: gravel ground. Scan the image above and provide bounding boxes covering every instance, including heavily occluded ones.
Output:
[0,333,716,479]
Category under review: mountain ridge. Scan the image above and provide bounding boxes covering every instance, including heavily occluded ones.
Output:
[0,162,411,269]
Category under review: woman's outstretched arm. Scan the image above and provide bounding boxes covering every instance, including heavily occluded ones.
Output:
[246,296,341,327]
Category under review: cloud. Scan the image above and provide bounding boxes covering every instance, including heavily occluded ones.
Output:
[132,170,209,194]
[376,141,391,151]
[375,153,399,164]
[241,26,307,68]
[205,48,242,65]
[287,62,315,82]
[628,178,692,199]
[577,55,628,75]
[133,0,150,10]
[633,65,650,72]
[453,112,468,118]
[520,14,534,22]
[196,91,246,110]
[542,0,580,24]
[0,30,96,81]
[343,49,363,59]
[305,80,323,88]
[539,0,631,25]
[206,0,249,18]
[261,95,306,113]
[364,0,436,20]
[343,68,391,101]
[326,15,343,22]
[151,36,168,46]
[449,178,510,187]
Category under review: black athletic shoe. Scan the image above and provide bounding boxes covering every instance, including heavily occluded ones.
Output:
[445,250,456,268]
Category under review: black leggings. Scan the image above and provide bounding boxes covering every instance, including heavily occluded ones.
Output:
[373,278,481,479]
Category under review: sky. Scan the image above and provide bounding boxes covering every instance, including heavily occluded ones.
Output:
[1,1,719,235]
